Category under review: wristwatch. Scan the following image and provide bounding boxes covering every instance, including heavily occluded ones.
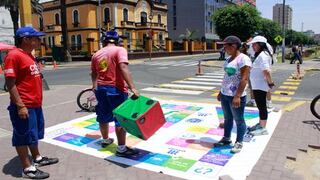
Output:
[268,82,275,87]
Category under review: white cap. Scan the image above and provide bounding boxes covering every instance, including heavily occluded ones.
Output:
[247,35,267,44]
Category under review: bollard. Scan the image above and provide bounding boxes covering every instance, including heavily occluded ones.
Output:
[196,60,204,75]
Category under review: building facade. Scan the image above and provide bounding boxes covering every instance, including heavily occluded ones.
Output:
[34,0,168,54]
[273,3,292,30]
[163,0,250,42]
[0,7,14,45]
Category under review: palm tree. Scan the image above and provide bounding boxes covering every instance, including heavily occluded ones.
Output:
[0,0,43,45]
[178,28,197,41]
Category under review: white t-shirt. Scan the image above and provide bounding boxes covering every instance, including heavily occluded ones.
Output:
[250,51,272,92]
[221,53,252,97]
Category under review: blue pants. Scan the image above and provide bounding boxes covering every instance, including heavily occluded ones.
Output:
[95,85,128,127]
[8,104,44,146]
[220,94,246,143]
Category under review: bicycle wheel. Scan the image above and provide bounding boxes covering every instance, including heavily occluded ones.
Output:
[310,94,320,120]
[77,88,97,112]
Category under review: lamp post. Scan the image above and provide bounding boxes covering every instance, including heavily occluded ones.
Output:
[97,0,102,49]
[148,11,153,61]
[281,0,286,63]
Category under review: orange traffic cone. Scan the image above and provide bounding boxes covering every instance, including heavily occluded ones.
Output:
[196,61,203,75]
[53,60,58,70]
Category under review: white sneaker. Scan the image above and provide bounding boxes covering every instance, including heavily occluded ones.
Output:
[267,101,273,109]
[250,127,269,136]
[231,142,243,153]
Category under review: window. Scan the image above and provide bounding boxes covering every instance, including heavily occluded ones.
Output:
[48,36,55,47]
[55,13,60,25]
[123,8,128,22]
[71,35,76,50]
[39,17,43,31]
[104,8,110,23]
[77,34,82,50]
[73,10,79,27]
[158,14,161,24]
[141,12,147,25]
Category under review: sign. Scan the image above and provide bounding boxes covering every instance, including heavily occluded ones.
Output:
[274,35,283,44]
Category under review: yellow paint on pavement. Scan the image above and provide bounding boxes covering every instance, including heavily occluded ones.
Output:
[286,79,301,82]
[273,90,295,96]
[282,101,306,111]
[283,82,300,86]
[271,95,292,102]
[278,86,298,90]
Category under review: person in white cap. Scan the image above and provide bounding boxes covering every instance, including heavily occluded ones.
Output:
[247,36,274,136]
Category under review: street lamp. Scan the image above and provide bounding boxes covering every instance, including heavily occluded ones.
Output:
[148,11,154,61]
[281,0,286,63]
[97,0,102,49]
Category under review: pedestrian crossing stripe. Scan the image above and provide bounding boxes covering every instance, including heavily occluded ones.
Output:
[283,82,300,86]
[278,86,298,90]
[271,95,292,102]
[173,80,221,86]
[141,87,203,95]
[282,101,306,112]
[205,73,225,76]
[158,84,215,91]
[273,90,295,96]
[286,79,301,82]
[196,75,224,78]
[187,78,223,82]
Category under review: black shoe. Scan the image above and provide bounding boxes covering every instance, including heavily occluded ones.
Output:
[22,168,49,179]
[115,146,139,157]
[34,156,59,167]
[214,137,232,147]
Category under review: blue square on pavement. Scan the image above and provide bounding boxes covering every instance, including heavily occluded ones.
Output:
[140,153,171,166]
[84,123,100,130]
[67,136,95,146]
[209,145,233,157]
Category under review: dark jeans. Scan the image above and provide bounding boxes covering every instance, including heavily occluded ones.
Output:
[221,94,247,143]
[253,90,268,120]
[290,52,302,64]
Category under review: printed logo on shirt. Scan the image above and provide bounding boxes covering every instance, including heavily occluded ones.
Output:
[98,59,108,72]
[224,67,236,76]
[4,68,14,74]
[30,63,40,76]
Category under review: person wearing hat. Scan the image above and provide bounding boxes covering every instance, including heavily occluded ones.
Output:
[4,26,59,179]
[214,35,252,153]
[247,36,274,136]
[91,30,139,157]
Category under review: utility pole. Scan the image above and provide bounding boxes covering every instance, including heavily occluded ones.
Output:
[97,0,102,49]
[60,0,71,61]
[19,0,32,27]
[281,0,286,63]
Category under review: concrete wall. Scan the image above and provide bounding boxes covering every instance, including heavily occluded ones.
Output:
[0,7,14,45]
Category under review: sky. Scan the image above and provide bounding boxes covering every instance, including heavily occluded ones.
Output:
[256,0,320,34]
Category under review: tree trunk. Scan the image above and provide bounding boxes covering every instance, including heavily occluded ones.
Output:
[60,0,71,61]
[9,5,19,46]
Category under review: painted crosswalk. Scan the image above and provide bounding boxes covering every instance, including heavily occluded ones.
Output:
[141,72,224,96]
[144,60,198,67]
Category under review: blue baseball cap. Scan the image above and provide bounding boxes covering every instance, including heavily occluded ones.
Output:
[16,26,45,38]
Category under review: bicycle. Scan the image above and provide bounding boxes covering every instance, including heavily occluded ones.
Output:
[310,94,320,119]
[77,88,97,112]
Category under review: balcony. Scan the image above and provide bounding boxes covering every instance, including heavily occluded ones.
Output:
[135,22,166,30]
[121,21,135,28]
[45,24,61,32]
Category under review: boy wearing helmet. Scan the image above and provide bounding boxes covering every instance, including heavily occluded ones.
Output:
[91,30,139,157]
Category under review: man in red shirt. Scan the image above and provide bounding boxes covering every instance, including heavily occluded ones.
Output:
[4,27,58,179]
[91,30,139,157]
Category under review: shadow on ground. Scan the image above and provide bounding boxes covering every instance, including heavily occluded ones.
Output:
[2,156,22,178]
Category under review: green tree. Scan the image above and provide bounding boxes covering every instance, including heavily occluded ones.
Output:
[213,4,260,41]
[0,0,43,45]
[257,18,281,46]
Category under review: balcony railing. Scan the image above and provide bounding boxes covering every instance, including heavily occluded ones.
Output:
[46,24,61,32]
[121,21,135,27]
[135,22,166,29]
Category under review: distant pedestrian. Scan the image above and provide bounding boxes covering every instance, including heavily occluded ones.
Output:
[247,36,275,136]
[290,45,302,64]
[219,47,225,60]
[215,35,252,153]
[91,30,139,157]
[4,26,58,179]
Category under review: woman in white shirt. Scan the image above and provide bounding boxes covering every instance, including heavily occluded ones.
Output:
[247,36,274,136]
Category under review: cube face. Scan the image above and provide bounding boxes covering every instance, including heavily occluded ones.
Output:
[113,96,165,140]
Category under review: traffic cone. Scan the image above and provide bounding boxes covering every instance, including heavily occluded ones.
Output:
[53,60,58,70]
[0,66,3,74]
[196,61,203,75]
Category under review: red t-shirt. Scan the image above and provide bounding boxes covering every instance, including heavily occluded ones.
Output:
[91,45,129,92]
[4,48,42,108]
